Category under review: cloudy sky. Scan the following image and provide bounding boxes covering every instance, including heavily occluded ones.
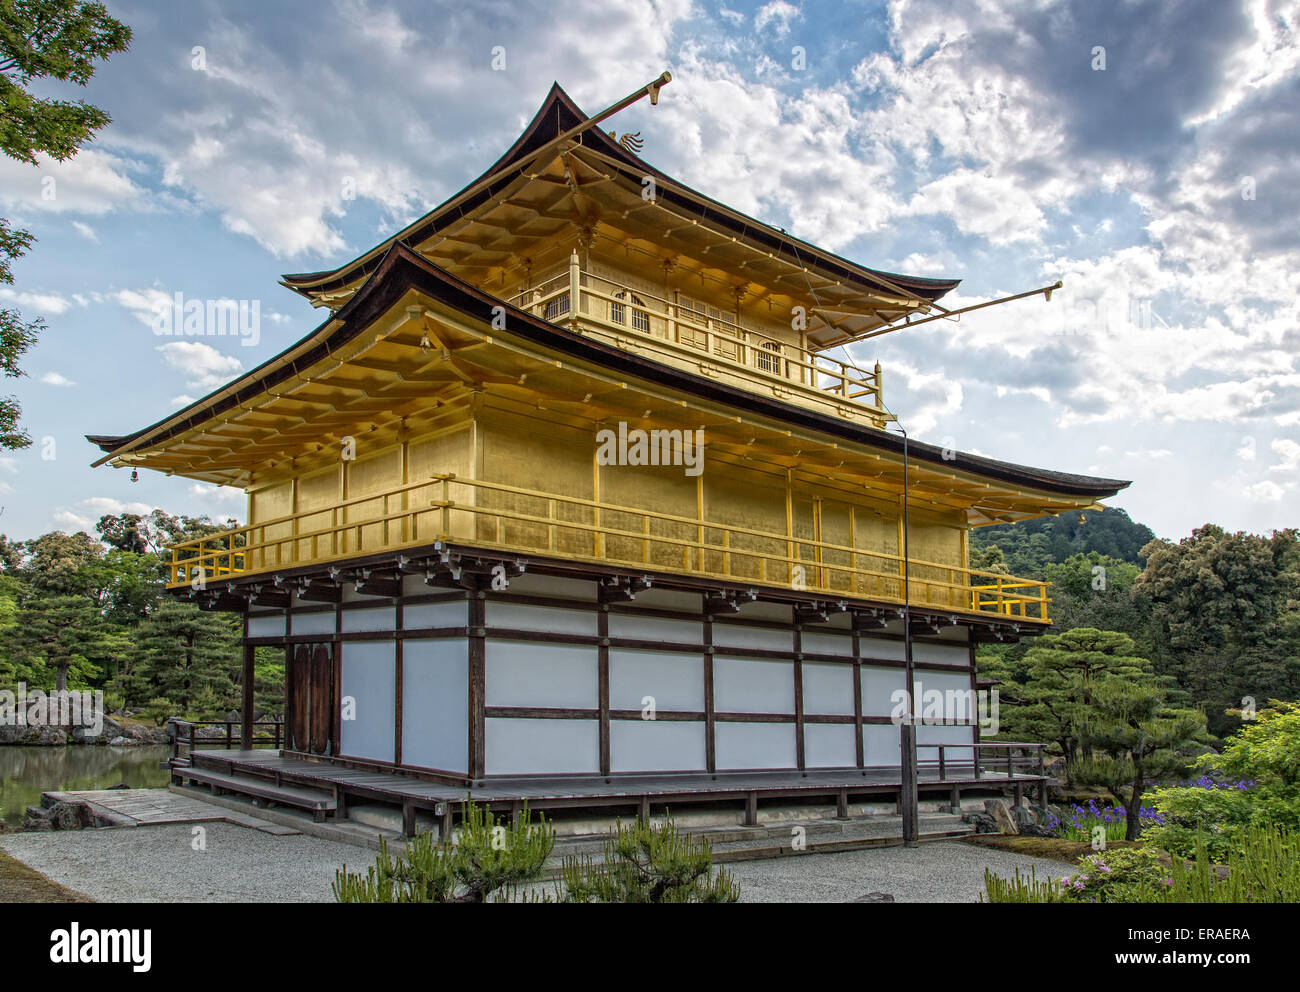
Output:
[1,0,1297,543]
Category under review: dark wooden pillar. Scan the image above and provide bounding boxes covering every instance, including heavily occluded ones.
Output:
[598,606,610,778]
[240,636,255,751]
[394,598,404,768]
[703,606,715,775]
[467,588,487,782]
[793,626,805,772]
[900,722,918,846]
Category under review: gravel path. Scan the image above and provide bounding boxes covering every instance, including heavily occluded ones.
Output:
[0,822,366,903]
[728,840,1070,902]
[2,826,1069,903]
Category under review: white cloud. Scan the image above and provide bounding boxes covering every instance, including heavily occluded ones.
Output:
[71,221,99,242]
[754,1,801,37]
[52,509,94,532]
[40,372,75,387]
[0,148,149,215]
[1242,479,1287,502]
[114,287,173,327]
[155,341,243,391]
[1268,438,1300,473]
[0,287,80,316]
[76,496,156,516]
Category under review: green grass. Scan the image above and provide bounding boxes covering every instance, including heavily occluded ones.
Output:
[0,847,93,903]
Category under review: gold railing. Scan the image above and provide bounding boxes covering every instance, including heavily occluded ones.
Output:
[506,261,887,416]
[168,475,1049,622]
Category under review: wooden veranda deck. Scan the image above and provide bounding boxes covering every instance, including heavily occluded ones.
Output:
[178,748,1049,837]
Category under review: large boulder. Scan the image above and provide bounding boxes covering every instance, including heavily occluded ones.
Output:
[1019,823,1059,838]
[983,799,1020,835]
[962,811,999,834]
[69,716,122,744]
[35,726,68,746]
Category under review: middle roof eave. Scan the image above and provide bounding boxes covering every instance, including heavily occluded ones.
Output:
[117,242,1128,502]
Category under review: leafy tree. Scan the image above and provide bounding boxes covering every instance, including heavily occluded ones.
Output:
[8,529,103,595]
[0,0,131,448]
[97,509,238,557]
[0,218,39,447]
[971,507,1155,578]
[1072,678,1208,840]
[1137,526,1300,736]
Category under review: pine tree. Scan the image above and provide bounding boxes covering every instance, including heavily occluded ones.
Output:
[134,601,240,716]
[981,628,1157,784]
[1073,680,1208,840]
[333,801,555,903]
[559,815,740,903]
[10,593,106,690]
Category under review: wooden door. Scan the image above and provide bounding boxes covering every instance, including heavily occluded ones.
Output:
[288,643,336,755]
[289,645,311,751]
[308,644,334,755]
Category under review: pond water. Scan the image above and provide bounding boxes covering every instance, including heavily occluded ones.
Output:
[0,746,172,825]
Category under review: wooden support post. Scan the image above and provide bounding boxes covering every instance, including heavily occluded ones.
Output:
[441,806,454,842]
[744,792,758,827]
[467,588,487,782]
[836,790,849,819]
[1038,779,1049,812]
[900,722,919,846]
[598,607,610,778]
[402,800,416,838]
[950,784,961,813]
[638,795,650,823]
[1013,783,1023,808]
[240,629,255,751]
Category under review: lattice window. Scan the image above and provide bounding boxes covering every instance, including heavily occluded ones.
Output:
[611,291,649,332]
[755,340,781,374]
[545,292,571,321]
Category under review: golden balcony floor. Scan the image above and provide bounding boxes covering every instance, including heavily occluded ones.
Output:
[168,474,1051,624]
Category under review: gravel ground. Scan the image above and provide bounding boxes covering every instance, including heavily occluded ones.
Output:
[1,827,1069,903]
[728,840,1070,903]
[0,823,366,903]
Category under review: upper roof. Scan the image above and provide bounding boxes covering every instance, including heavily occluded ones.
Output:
[280,83,962,350]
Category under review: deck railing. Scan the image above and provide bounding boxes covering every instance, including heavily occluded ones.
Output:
[918,741,1048,781]
[506,260,887,417]
[168,474,1050,622]
[167,718,285,766]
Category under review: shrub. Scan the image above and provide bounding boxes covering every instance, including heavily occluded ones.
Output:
[1055,846,1171,902]
[333,800,554,903]
[1143,702,1300,861]
[983,825,1300,903]
[558,815,740,903]
[143,697,176,726]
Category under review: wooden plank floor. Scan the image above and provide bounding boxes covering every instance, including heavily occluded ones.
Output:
[41,788,300,833]
[189,749,1045,814]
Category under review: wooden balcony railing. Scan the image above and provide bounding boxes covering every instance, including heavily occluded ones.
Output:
[506,259,888,418]
[168,475,1050,623]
